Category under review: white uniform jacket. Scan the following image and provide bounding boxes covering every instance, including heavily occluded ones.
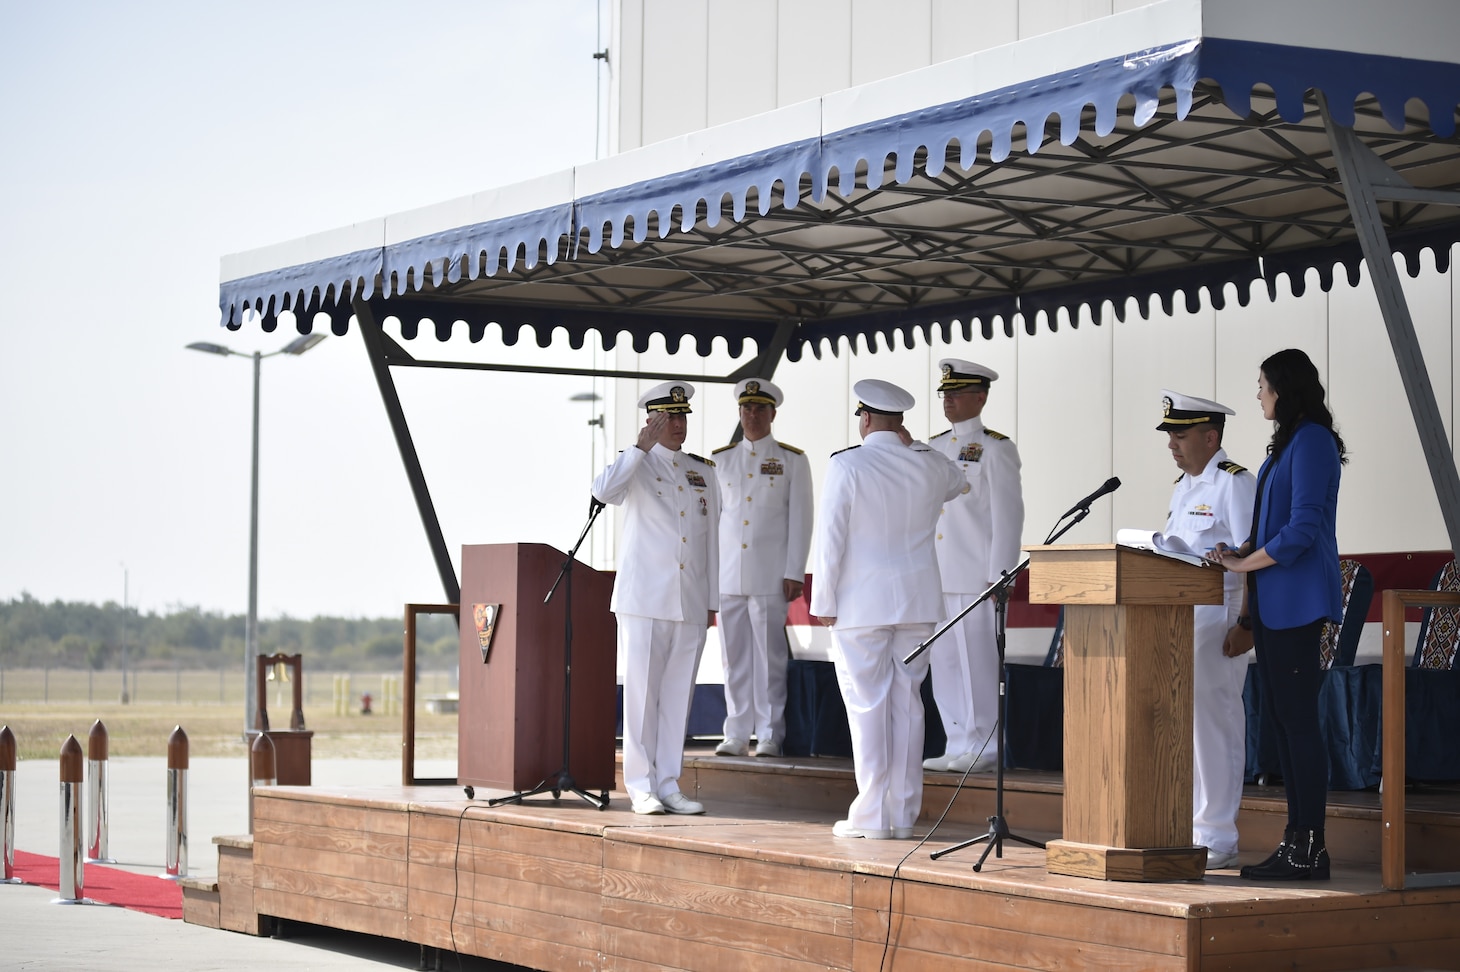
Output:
[593,444,721,621]
[714,436,814,596]
[930,417,1025,593]
[1164,448,1257,609]
[810,431,968,628]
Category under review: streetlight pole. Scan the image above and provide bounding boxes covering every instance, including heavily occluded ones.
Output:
[188,333,325,735]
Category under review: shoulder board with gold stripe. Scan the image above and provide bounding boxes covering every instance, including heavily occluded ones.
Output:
[830,445,861,457]
[1174,474,1183,484]
[711,444,735,455]
[779,442,804,455]
[687,452,715,467]
[1218,460,1248,475]
[930,429,952,440]
[984,428,1009,440]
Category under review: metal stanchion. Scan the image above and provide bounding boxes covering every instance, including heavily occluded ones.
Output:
[163,726,188,880]
[85,720,115,863]
[1,726,18,884]
[249,732,276,833]
[54,735,86,904]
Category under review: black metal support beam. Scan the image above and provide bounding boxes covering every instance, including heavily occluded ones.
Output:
[353,296,461,604]
[1322,98,1460,553]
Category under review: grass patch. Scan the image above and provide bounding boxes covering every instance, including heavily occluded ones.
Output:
[0,701,459,762]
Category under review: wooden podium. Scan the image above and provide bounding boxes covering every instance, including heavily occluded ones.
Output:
[1026,544,1224,881]
[458,543,616,793]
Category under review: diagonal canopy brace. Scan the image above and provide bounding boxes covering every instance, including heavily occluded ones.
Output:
[1322,96,1460,554]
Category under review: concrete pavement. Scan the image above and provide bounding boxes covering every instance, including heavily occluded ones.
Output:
[3,755,523,970]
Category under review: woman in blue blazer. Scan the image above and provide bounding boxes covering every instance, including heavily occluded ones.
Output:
[1213,349,1345,881]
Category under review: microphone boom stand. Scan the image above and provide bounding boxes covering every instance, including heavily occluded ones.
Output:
[906,555,1043,870]
[484,499,610,810]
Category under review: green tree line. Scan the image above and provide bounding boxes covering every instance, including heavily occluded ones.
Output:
[0,593,458,670]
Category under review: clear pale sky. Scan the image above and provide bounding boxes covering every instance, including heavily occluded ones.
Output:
[0,1,610,618]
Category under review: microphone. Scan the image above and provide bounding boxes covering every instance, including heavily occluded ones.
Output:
[1059,477,1121,519]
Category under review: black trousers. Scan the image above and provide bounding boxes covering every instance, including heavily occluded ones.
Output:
[1251,605,1328,830]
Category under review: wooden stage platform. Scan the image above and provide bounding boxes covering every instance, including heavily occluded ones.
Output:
[193,751,1460,971]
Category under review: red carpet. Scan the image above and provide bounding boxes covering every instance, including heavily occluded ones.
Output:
[10,850,183,919]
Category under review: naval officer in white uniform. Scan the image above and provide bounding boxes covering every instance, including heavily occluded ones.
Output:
[1155,389,1257,870]
[712,378,814,758]
[923,359,1025,774]
[811,380,968,839]
[592,381,720,816]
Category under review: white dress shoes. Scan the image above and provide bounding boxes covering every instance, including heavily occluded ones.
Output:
[922,754,951,772]
[833,820,892,839]
[1205,849,1240,870]
[660,791,705,815]
[631,795,666,815]
[892,826,916,839]
[715,737,749,757]
[754,740,781,757]
[945,751,998,774]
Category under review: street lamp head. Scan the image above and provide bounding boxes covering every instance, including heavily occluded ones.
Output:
[280,333,326,356]
[186,341,235,357]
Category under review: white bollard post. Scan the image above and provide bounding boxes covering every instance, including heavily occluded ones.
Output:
[54,735,85,903]
[1,726,18,884]
[86,720,115,863]
[163,726,188,880]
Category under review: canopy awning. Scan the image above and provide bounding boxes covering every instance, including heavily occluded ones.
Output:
[219,0,1460,364]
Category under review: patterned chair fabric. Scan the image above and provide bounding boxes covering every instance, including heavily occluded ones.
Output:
[1414,559,1460,670]
[1319,559,1373,670]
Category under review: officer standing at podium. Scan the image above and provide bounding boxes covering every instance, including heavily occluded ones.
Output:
[592,381,720,816]
[1156,389,1256,870]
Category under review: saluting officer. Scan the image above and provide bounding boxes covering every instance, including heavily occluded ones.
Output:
[712,378,814,759]
[592,381,720,816]
[923,359,1025,774]
[1156,389,1257,870]
[811,380,968,839]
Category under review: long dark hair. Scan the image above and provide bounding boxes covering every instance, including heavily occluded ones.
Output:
[1261,348,1347,463]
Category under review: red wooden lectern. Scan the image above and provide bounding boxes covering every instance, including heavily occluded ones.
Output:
[1026,544,1223,881]
[457,543,617,793]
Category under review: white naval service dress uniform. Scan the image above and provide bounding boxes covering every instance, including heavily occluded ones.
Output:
[1164,448,1256,859]
[592,443,721,807]
[811,432,968,834]
[929,417,1024,765]
[714,437,813,750]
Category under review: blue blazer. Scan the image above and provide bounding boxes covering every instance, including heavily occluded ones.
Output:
[1252,420,1343,629]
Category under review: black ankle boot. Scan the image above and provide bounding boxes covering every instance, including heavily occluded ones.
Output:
[1239,828,1295,879]
[1242,828,1330,881]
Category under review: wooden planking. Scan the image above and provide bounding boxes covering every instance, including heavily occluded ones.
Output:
[1198,897,1460,954]
[602,850,852,937]
[253,886,406,940]
[603,918,844,972]
[218,843,264,935]
[444,920,603,972]
[252,792,410,836]
[1063,603,1194,849]
[607,838,851,904]
[252,818,408,859]
[849,875,1191,971]
[181,883,221,928]
[254,838,407,888]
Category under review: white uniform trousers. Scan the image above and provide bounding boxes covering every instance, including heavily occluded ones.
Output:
[718,593,791,745]
[831,623,934,832]
[929,594,999,760]
[1192,601,1249,856]
[618,614,707,804]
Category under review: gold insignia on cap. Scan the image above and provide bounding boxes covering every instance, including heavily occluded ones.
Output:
[1163,396,1173,417]
[671,386,686,403]
[942,364,953,379]
[745,380,760,395]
